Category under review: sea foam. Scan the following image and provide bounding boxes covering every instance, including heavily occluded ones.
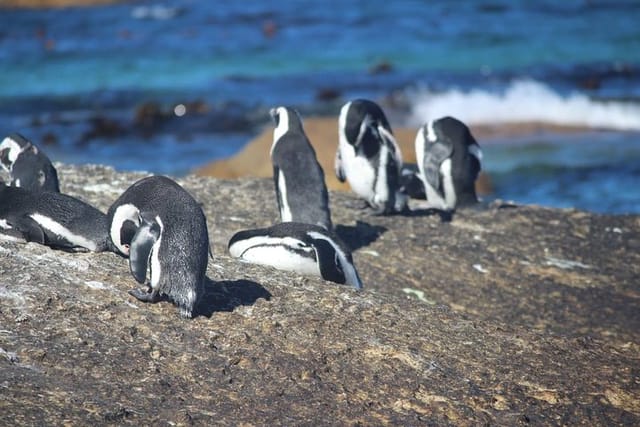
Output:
[407,79,640,131]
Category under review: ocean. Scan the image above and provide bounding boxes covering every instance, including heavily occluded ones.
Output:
[1,0,639,213]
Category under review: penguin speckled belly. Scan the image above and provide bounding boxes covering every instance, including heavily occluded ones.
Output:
[270,106,333,230]
[415,116,482,211]
[228,221,363,290]
[335,99,407,214]
[0,133,60,192]
[0,185,113,252]
[108,175,210,318]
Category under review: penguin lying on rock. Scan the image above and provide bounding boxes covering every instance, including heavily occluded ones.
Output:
[335,99,407,214]
[108,175,210,318]
[0,133,60,193]
[415,116,483,211]
[228,222,363,290]
[0,185,113,252]
[270,106,333,230]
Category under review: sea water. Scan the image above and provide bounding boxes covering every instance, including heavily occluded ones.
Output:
[0,0,639,213]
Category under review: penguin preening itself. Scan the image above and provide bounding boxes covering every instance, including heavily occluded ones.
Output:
[415,116,483,210]
[0,185,113,252]
[335,99,408,214]
[108,175,210,318]
[0,133,60,192]
[228,222,363,290]
[270,106,333,230]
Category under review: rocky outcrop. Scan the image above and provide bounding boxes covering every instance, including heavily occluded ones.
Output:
[1,164,639,425]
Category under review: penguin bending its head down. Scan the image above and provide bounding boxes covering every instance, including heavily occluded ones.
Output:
[415,116,482,211]
[228,221,363,290]
[0,185,113,252]
[335,99,407,214]
[270,106,333,230]
[108,175,210,318]
[0,133,59,192]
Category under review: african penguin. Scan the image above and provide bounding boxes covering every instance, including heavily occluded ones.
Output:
[335,99,407,214]
[0,133,59,192]
[107,175,210,318]
[270,106,333,230]
[415,116,482,210]
[228,221,363,289]
[0,185,113,252]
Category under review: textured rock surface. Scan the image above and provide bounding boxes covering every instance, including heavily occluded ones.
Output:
[1,164,639,425]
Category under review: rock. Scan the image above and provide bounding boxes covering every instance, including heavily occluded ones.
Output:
[1,164,639,425]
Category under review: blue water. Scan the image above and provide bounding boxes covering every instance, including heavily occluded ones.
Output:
[1,0,639,213]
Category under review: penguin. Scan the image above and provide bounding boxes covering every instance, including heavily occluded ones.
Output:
[335,99,407,214]
[415,116,483,210]
[0,185,113,252]
[228,221,363,290]
[0,133,60,192]
[270,106,333,230]
[399,163,427,200]
[107,175,210,318]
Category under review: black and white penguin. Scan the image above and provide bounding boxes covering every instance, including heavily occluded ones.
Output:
[335,99,407,214]
[107,175,210,318]
[0,185,113,252]
[228,221,363,290]
[415,116,483,210]
[399,163,427,200]
[0,133,60,192]
[270,106,333,230]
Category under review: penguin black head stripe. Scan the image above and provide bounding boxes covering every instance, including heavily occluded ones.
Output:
[0,133,59,193]
[270,106,333,230]
[228,222,363,289]
[415,116,482,210]
[107,175,210,318]
[335,99,407,214]
[0,185,113,252]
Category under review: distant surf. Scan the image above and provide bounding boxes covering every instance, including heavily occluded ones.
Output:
[406,79,640,131]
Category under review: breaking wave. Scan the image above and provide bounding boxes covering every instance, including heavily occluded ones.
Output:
[407,79,640,131]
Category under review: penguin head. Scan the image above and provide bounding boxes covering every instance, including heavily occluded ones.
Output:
[10,148,60,192]
[0,133,31,173]
[306,230,363,290]
[340,99,394,159]
[270,106,304,150]
[109,203,141,256]
[432,116,476,147]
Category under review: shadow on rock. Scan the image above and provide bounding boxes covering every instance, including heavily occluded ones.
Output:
[195,278,272,317]
[406,207,454,223]
[335,220,387,251]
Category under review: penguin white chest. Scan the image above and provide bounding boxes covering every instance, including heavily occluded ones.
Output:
[340,144,376,199]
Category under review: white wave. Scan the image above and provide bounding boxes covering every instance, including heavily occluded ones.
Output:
[407,79,640,131]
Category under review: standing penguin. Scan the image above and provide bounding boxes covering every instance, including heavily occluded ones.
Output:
[335,99,407,214]
[0,133,60,192]
[270,106,332,230]
[228,221,363,289]
[0,185,113,252]
[415,116,483,210]
[107,176,210,318]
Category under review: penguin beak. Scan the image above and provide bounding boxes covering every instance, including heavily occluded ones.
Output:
[269,108,280,127]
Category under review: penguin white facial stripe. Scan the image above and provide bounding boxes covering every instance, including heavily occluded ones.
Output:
[277,172,293,222]
[29,213,97,251]
[0,137,22,170]
[110,203,140,254]
[426,121,437,142]
[271,107,289,155]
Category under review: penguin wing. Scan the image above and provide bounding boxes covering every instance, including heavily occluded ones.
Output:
[272,165,284,213]
[1,215,46,244]
[129,220,161,284]
[423,139,453,191]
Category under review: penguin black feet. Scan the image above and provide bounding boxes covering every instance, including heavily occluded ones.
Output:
[128,286,162,304]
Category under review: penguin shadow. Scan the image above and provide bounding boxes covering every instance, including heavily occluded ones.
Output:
[334,220,387,251]
[194,277,272,318]
[404,206,455,223]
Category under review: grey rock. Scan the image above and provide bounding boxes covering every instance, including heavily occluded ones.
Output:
[1,164,638,425]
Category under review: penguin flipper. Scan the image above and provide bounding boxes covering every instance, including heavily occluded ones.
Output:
[423,140,453,191]
[8,215,46,244]
[129,220,161,284]
[128,286,162,303]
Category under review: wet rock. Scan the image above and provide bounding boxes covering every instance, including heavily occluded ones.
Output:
[1,164,638,425]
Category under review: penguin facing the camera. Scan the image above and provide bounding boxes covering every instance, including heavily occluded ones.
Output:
[415,116,482,210]
[335,99,407,214]
[228,221,363,290]
[0,133,59,192]
[108,175,210,318]
[270,106,333,230]
[0,185,112,252]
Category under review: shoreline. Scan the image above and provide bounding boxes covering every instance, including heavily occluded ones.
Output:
[195,117,611,192]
